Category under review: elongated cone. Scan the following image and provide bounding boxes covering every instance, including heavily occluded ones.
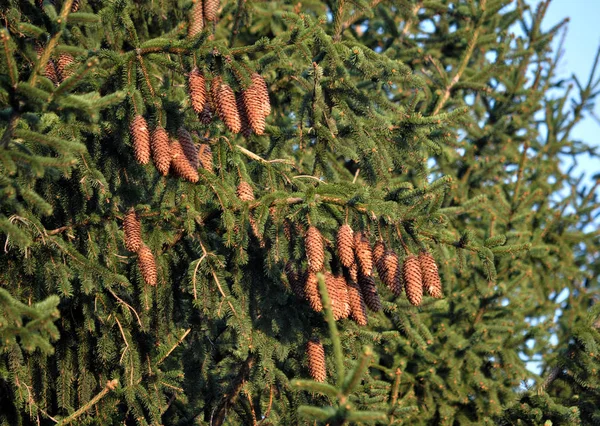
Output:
[285,262,304,299]
[123,208,142,252]
[382,250,403,297]
[403,255,423,306]
[236,181,255,201]
[354,232,373,277]
[241,74,268,135]
[188,0,204,38]
[151,126,171,176]
[198,143,213,173]
[178,127,199,169]
[373,240,386,281]
[326,273,349,321]
[306,339,326,382]
[304,271,322,312]
[188,67,207,113]
[213,77,241,133]
[419,251,443,298]
[252,73,270,117]
[170,139,199,183]
[347,280,368,325]
[130,115,151,164]
[138,243,157,286]
[358,272,381,312]
[56,53,74,82]
[204,0,219,21]
[236,93,253,138]
[336,224,355,268]
[305,226,325,273]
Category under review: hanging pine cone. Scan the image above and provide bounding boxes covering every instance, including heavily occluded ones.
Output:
[188,67,207,113]
[326,273,349,321]
[187,0,204,38]
[373,240,386,281]
[306,339,326,382]
[419,251,443,298]
[130,115,151,164]
[56,53,75,82]
[347,261,358,283]
[137,243,157,286]
[123,208,142,252]
[178,127,199,169]
[358,272,381,312]
[347,280,368,326]
[285,261,304,299]
[198,143,213,173]
[236,181,255,201]
[305,226,325,273]
[170,139,199,183]
[203,0,220,22]
[304,271,322,312]
[382,250,403,297]
[336,224,355,268]
[354,232,373,277]
[199,104,213,125]
[403,255,423,306]
[236,93,253,138]
[71,0,81,12]
[212,77,241,133]
[241,74,269,135]
[252,73,270,117]
[151,126,171,176]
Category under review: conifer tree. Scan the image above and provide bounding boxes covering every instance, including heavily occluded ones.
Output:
[1,0,599,425]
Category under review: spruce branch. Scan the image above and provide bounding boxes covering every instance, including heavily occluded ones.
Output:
[212,354,255,426]
[56,379,119,426]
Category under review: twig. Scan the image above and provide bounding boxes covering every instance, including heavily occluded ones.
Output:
[212,354,255,426]
[157,329,191,365]
[107,288,143,328]
[56,379,119,425]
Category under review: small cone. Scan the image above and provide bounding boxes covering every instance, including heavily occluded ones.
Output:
[213,77,241,133]
[188,67,207,113]
[326,273,349,321]
[336,224,355,268]
[305,226,324,273]
[123,208,142,252]
[130,115,151,164]
[403,255,423,306]
[306,339,326,382]
[203,0,220,21]
[151,126,171,176]
[71,0,81,12]
[382,250,403,297]
[171,139,199,183]
[188,0,204,38]
[347,280,368,326]
[373,240,386,281]
[354,232,373,277]
[241,74,268,135]
[138,243,157,286]
[56,53,75,82]
[358,272,381,312]
[236,181,255,201]
[285,261,304,299]
[236,93,253,138]
[178,127,199,169]
[198,143,213,173]
[304,271,322,312]
[419,251,443,298]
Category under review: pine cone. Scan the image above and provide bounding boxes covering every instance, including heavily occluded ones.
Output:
[204,0,220,22]
[56,53,75,82]
[373,240,386,281]
[198,143,213,173]
[358,272,381,312]
[188,67,207,113]
[326,273,349,321]
[347,261,358,283]
[138,243,157,286]
[35,46,60,86]
[71,0,81,12]
[382,250,403,297]
[347,280,368,326]
[212,77,241,133]
[188,0,204,38]
[236,93,253,138]
[354,232,373,277]
[252,73,270,117]
[336,224,355,268]
[130,115,151,164]
[241,74,268,135]
[305,226,325,273]
[304,271,322,312]
[151,126,171,176]
[236,181,255,201]
[285,261,304,299]
[123,208,142,252]
[171,139,199,183]
[419,251,443,298]
[403,255,423,306]
[178,127,199,169]
[306,339,326,382]
[199,104,213,125]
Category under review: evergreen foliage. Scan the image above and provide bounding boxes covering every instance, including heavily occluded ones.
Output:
[0,0,599,424]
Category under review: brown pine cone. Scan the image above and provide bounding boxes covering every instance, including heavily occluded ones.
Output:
[198,143,213,173]
[188,67,207,113]
[178,127,199,169]
[130,115,151,164]
[138,243,157,286]
[347,261,358,283]
[236,93,253,138]
[419,251,443,298]
[305,226,325,273]
[35,45,60,86]
[71,0,81,12]
[336,224,355,268]
[354,232,373,277]
[236,181,255,201]
[403,255,423,306]
[212,77,241,133]
[151,126,171,176]
[326,273,349,321]
[306,339,326,382]
[252,73,270,117]
[347,280,368,326]
[199,104,213,125]
[382,250,403,297]
[358,272,381,312]
[170,139,199,183]
[373,240,386,281]
[188,0,204,38]
[241,74,268,135]
[284,261,304,299]
[123,208,142,252]
[304,271,322,312]
[203,0,220,22]
[56,53,75,82]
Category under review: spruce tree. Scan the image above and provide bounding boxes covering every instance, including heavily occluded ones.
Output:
[1,0,599,425]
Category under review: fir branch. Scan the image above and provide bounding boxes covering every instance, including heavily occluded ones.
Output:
[157,328,191,365]
[56,379,118,426]
[211,354,255,426]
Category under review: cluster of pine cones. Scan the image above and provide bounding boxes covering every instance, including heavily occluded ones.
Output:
[187,0,220,37]
[285,224,444,327]
[123,209,157,286]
